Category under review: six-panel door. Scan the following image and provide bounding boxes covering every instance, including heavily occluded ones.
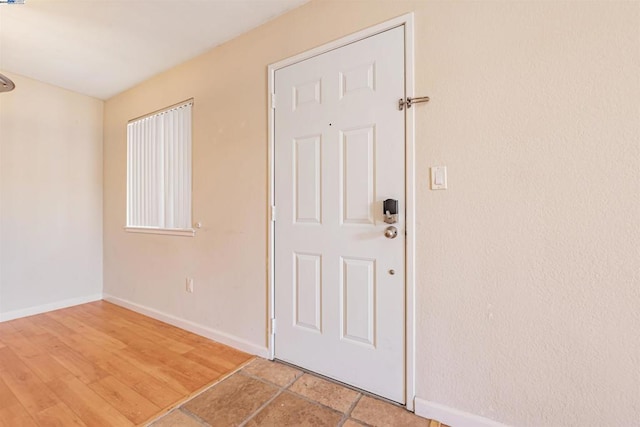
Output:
[274,26,406,403]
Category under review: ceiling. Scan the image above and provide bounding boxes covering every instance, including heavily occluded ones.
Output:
[0,0,308,99]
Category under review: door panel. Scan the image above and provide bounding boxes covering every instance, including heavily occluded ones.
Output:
[294,252,322,332]
[293,135,322,224]
[341,256,376,347]
[274,26,405,403]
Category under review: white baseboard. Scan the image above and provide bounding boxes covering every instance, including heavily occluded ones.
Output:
[0,293,103,322]
[103,294,269,358]
[414,398,510,427]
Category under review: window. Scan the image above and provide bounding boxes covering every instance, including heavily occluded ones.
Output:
[126,100,193,236]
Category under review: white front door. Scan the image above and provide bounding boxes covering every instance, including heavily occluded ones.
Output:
[274,26,406,403]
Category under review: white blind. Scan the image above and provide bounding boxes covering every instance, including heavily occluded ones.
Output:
[127,101,192,230]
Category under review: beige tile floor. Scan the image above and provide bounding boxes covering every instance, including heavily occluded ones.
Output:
[148,358,449,427]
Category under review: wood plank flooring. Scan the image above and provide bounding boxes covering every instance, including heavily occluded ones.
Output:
[0,301,253,426]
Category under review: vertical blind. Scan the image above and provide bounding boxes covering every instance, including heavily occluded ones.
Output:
[127,101,192,230]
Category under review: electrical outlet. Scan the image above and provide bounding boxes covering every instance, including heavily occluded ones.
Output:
[186,277,194,293]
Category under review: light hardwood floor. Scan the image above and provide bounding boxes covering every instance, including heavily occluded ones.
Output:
[0,301,253,426]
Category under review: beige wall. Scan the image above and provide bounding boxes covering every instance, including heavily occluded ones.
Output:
[103,1,640,426]
[0,72,103,317]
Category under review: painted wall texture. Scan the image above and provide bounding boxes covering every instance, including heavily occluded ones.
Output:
[103,1,640,426]
[0,72,104,317]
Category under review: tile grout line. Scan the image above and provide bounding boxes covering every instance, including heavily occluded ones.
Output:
[241,364,366,424]
[283,385,357,419]
[338,393,364,426]
[281,369,371,425]
[176,407,211,427]
[280,370,360,420]
[236,360,307,426]
[237,367,303,427]
[237,389,285,427]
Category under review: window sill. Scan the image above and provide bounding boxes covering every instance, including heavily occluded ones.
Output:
[124,227,195,237]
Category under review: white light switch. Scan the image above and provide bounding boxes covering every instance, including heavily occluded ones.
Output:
[430,166,447,190]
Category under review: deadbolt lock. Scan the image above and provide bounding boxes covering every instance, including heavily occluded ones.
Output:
[383,199,398,224]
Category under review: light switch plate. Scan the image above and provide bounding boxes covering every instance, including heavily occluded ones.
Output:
[430,166,447,190]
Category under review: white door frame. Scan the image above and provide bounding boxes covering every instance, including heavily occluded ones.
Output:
[267,13,417,411]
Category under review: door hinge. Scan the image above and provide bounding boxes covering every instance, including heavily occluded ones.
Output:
[269,318,277,335]
[270,205,276,222]
[270,93,276,109]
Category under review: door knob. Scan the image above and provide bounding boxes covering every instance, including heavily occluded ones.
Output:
[384,226,398,239]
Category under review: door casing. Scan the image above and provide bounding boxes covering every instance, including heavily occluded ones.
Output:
[267,13,417,411]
